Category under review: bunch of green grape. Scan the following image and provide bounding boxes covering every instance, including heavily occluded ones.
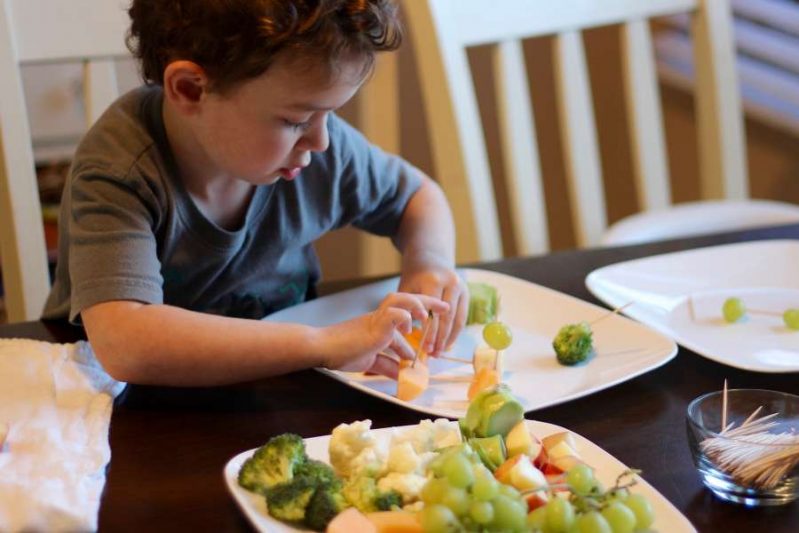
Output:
[421,445,529,532]
[527,465,655,533]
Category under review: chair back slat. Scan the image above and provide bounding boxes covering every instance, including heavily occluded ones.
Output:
[357,53,402,274]
[1,0,129,321]
[693,0,748,200]
[405,0,502,261]
[554,30,606,247]
[621,19,671,211]
[0,3,49,321]
[493,39,549,255]
[442,0,698,47]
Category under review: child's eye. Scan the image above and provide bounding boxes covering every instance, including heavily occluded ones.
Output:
[282,118,311,131]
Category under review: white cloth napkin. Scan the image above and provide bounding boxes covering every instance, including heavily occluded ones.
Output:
[0,339,125,532]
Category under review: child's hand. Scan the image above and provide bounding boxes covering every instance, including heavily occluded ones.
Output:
[320,293,449,378]
[399,259,468,356]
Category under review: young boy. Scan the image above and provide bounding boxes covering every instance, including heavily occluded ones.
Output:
[41,0,467,385]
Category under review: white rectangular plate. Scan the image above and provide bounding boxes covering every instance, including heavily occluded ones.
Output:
[224,421,696,532]
[586,239,799,373]
[265,269,677,418]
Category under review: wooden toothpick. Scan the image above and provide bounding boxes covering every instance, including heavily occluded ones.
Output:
[412,311,434,368]
[589,301,634,327]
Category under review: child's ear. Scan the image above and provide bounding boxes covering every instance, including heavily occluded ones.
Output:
[163,61,208,113]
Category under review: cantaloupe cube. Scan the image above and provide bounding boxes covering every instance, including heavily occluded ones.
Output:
[327,507,376,533]
[365,511,423,533]
[397,360,429,401]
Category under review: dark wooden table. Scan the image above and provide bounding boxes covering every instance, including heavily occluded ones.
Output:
[4,224,799,532]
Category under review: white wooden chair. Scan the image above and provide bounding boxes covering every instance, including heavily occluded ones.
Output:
[402,0,799,262]
[0,0,129,322]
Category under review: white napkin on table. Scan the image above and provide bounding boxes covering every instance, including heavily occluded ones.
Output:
[0,338,125,532]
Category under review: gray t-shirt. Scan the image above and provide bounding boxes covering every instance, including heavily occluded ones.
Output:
[43,86,421,323]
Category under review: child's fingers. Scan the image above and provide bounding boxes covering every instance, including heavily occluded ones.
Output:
[370,352,400,380]
[444,290,469,351]
[380,293,449,322]
[433,284,461,353]
[388,329,415,361]
[376,306,414,336]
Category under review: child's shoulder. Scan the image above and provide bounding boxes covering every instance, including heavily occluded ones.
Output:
[71,85,165,182]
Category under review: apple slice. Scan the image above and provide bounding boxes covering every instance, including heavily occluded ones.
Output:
[494,454,548,493]
[541,431,577,453]
[524,490,550,512]
[505,421,544,462]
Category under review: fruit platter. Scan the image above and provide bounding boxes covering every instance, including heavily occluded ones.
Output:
[225,385,695,532]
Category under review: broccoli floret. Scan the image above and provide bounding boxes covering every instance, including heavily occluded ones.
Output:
[295,459,339,487]
[265,477,317,522]
[374,490,403,511]
[341,475,403,513]
[553,321,595,365]
[238,433,306,494]
[305,484,349,531]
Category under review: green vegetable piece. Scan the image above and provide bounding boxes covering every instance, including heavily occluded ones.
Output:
[238,433,306,493]
[295,459,339,487]
[469,435,507,472]
[374,490,403,511]
[265,477,317,522]
[305,484,349,531]
[467,282,498,325]
[461,384,524,439]
[553,321,595,366]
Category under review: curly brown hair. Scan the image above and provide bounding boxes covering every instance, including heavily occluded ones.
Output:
[126,0,402,92]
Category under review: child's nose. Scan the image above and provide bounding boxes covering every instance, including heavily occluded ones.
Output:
[300,116,329,153]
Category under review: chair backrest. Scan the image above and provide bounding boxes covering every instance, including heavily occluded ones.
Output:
[0,0,130,322]
[403,0,746,262]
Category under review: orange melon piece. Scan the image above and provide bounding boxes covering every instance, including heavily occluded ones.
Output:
[365,511,423,533]
[467,367,500,401]
[404,328,428,363]
[397,359,429,401]
[327,507,377,533]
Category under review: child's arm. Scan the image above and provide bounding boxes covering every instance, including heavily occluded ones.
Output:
[394,174,468,355]
[82,292,448,385]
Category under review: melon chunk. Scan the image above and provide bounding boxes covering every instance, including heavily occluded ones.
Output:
[365,511,423,533]
[327,508,376,533]
[467,367,500,401]
[397,360,429,401]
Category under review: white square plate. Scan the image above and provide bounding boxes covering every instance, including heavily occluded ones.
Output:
[265,268,677,418]
[585,239,799,373]
[224,421,695,532]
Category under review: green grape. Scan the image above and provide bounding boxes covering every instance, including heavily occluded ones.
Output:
[421,478,449,504]
[545,497,575,532]
[573,511,612,533]
[566,463,596,495]
[606,488,630,503]
[498,483,521,499]
[784,308,799,330]
[420,504,460,533]
[600,502,636,533]
[470,500,495,525]
[442,486,470,516]
[483,322,513,350]
[526,506,548,531]
[443,452,475,488]
[624,493,654,531]
[471,468,499,501]
[490,495,527,532]
[722,297,746,323]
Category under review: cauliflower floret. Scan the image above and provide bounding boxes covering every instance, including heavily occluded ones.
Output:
[390,418,460,455]
[349,447,385,478]
[377,472,428,503]
[329,420,385,477]
[387,442,421,475]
